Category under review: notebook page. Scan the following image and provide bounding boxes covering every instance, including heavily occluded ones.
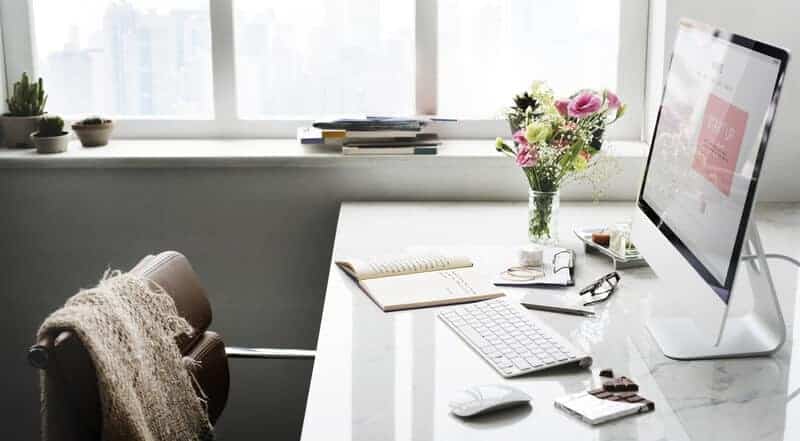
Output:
[336,253,473,280]
[359,267,503,311]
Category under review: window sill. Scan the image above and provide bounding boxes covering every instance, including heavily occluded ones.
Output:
[0,139,647,169]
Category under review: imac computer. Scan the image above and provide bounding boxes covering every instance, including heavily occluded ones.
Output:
[631,19,790,360]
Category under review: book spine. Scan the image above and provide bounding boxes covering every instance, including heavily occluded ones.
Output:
[341,147,437,156]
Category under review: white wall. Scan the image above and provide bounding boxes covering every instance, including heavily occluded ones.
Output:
[648,0,800,201]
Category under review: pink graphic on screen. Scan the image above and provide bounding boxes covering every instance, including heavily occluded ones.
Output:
[692,94,748,196]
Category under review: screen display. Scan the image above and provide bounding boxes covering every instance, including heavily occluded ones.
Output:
[639,21,786,303]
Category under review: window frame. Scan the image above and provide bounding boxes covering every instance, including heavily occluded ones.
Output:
[1,0,649,140]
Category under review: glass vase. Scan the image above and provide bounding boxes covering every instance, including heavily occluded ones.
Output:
[528,190,560,245]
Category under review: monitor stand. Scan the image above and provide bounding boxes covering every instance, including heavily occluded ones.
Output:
[646,225,787,360]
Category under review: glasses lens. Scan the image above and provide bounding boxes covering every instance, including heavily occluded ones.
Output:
[583,291,612,305]
[592,284,613,296]
[580,280,600,295]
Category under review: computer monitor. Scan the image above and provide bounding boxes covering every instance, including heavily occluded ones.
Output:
[631,19,790,360]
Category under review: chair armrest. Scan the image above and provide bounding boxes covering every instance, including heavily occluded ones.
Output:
[225,346,316,360]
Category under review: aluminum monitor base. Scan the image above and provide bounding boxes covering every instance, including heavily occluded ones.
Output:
[646,225,786,360]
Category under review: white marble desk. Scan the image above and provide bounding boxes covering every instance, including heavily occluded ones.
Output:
[301,202,800,441]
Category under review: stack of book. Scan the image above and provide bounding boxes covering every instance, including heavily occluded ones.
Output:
[297,117,444,155]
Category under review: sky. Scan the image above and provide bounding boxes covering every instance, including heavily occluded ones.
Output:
[32,0,207,56]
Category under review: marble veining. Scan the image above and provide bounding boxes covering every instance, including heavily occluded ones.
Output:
[301,202,799,441]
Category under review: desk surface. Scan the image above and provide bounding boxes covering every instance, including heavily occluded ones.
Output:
[301,202,800,441]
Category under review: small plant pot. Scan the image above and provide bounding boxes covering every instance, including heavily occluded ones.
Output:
[72,121,114,147]
[31,131,70,154]
[1,114,43,149]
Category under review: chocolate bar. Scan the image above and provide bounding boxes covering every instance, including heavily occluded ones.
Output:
[555,371,655,425]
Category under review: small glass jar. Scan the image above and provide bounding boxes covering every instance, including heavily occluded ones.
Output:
[609,222,632,256]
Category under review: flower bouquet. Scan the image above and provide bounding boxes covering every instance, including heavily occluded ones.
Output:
[496,82,626,244]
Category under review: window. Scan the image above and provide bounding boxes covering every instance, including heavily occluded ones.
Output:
[31,0,214,117]
[437,0,620,118]
[233,0,415,117]
[1,0,648,139]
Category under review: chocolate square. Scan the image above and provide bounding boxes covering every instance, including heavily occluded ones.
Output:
[602,380,619,391]
[599,369,614,378]
[617,377,639,392]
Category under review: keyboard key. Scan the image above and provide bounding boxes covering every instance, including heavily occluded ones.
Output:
[511,358,531,370]
[439,299,586,378]
[460,326,488,346]
[525,356,543,367]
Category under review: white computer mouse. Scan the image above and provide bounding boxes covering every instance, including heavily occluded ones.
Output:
[449,384,532,417]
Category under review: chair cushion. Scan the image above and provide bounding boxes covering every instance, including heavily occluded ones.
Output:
[183,331,230,425]
[130,251,213,353]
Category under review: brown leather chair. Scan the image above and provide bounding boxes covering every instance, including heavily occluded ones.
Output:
[28,251,314,439]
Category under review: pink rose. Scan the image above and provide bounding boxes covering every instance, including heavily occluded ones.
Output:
[605,90,621,110]
[512,129,528,146]
[515,143,538,168]
[554,99,569,117]
[567,91,602,119]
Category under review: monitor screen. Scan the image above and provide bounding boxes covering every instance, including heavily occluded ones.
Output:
[638,19,788,303]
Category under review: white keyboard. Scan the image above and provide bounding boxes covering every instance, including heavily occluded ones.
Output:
[439,298,592,378]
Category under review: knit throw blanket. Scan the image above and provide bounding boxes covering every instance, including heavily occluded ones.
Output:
[38,271,214,441]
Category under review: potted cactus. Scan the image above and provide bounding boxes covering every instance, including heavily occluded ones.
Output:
[1,72,47,149]
[72,116,114,147]
[31,115,69,154]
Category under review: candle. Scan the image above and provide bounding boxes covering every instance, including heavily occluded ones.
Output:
[518,244,544,267]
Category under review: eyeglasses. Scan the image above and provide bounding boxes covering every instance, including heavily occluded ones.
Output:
[579,272,620,306]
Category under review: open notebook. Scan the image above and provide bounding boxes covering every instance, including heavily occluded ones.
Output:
[336,253,504,311]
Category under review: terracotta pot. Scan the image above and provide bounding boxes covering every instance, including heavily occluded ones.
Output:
[1,114,43,149]
[31,131,70,154]
[72,121,114,147]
